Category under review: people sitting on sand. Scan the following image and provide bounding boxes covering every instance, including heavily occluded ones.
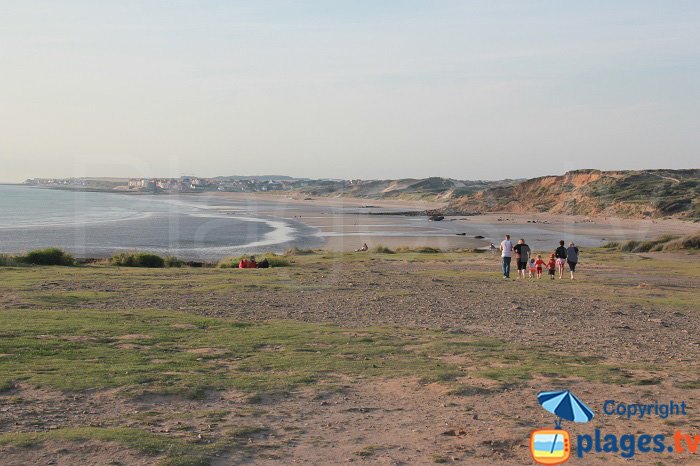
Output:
[238,257,249,269]
[554,240,567,279]
[258,258,270,269]
[248,256,257,268]
[355,243,369,252]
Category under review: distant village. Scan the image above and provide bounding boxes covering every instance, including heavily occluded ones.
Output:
[23,176,311,193]
[125,176,290,193]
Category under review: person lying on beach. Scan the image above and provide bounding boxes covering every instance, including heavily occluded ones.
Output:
[257,258,269,269]
[355,243,369,252]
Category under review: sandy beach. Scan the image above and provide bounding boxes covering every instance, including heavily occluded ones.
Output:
[212,192,699,253]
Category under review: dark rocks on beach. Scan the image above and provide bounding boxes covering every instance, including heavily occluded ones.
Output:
[429,215,445,221]
[455,233,466,236]
[473,235,485,239]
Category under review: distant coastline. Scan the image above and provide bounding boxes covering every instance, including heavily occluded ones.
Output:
[20,168,700,221]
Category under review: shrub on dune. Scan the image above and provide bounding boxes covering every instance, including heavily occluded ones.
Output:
[218,253,290,268]
[111,252,165,268]
[284,247,316,255]
[164,256,184,267]
[663,232,700,251]
[18,248,75,266]
[264,255,290,267]
[0,254,19,267]
[395,246,441,253]
[605,233,698,252]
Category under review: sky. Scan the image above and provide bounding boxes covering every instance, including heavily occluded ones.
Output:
[1,1,698,182]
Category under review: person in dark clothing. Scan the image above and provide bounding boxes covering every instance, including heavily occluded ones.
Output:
[513,238,531,279]
[566,242,579,280]
[257,258,270,269]
[554,240,567,279]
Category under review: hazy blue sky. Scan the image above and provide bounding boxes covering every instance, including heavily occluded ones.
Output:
[1,1,698,181]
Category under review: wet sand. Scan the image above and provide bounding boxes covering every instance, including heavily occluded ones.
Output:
[212,192,698,252]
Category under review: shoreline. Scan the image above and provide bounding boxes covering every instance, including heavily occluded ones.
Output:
[2,186,697,260]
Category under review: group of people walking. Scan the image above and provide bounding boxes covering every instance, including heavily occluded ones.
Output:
[499,235,579,280]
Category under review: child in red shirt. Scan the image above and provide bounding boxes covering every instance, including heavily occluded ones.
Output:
[534,255,546,279]
[546,254,556,280]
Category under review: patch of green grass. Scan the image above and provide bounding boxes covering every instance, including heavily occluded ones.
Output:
[31,291,116,305]
[355,444,386,457]
[447,384,494,396]
[0,309,461,395]
[0,427,223,465]
[430,338,641,385]
[0,379,15,393]
[675,380,700,390]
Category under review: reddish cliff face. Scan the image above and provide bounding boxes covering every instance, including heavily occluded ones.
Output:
[448,169,700,219]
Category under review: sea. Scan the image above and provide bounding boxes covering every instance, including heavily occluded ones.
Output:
[1,185,641,260]
[0,185,322,260]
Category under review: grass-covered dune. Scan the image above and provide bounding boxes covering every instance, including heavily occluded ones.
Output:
[0,248,698,464]
[448,169,700,219]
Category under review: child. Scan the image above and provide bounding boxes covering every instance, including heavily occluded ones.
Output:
[528,258,536,278]
[534,255,546,279]
[546,253,557,280]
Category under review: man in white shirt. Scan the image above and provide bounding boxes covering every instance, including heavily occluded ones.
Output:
[500,234,513,279]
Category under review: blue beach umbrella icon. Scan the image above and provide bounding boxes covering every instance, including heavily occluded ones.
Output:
[537,390,594,428]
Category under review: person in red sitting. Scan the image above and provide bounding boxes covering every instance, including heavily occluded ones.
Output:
[248,256,257,268]
[238,257,249,269]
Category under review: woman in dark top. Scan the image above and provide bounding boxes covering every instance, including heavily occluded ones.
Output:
[554,240,567,279]
[513,238,531,279]
[566,242,579,280]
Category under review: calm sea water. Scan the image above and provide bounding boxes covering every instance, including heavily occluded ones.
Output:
[0,185,321,259]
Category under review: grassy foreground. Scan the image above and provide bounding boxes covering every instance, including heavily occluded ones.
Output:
[0,248,698,464]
